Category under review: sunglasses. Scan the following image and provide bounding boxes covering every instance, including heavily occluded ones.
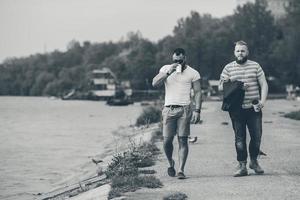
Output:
[175,52,184,56]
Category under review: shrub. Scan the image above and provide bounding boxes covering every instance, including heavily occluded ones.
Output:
[284,110,300,120]
[109,175,162,199]
[106,142,162,199]
[105,152,139,178]
[105,143,159,178]
[163,192,188,200]
[105,142,160,178]
[138,169,156,174]
[136,106,161,126]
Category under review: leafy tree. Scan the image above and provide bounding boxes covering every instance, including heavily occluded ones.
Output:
[270,0,300,86]
[231,0,277,75]
[0,2,299,96]
[28,72,53,95]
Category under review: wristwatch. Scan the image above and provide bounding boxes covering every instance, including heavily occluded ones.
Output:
[194,109,201,113]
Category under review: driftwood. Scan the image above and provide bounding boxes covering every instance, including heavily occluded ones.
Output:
[37,174,107,200]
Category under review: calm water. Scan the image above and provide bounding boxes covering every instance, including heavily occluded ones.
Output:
[0,97,142,200]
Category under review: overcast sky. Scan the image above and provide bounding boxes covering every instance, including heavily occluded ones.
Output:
[0,0,237,62]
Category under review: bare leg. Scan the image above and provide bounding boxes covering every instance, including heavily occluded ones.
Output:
[178,136,189,172]
[163,136,175,167]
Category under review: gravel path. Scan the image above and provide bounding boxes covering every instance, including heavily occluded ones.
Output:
[125,100,300,200]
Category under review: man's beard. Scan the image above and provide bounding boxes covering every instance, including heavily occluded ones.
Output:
[235,56,248,64]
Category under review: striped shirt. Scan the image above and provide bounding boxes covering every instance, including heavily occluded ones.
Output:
[220,60,265,109]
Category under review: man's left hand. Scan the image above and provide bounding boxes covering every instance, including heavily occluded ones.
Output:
[258,100,265,109]
[191,111,200,124]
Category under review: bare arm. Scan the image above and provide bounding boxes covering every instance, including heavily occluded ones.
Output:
[258,74,268,106]
[152,72,169,88]
[191,79,202,123]
[218,79,224,91]
[152,64,177,88]
[193,79,202,111]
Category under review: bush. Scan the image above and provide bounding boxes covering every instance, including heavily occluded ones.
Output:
[138,169,156,174]
[105,152,139,178]
[136,106,161,126]
[284,110,300,120]
[133,142,160,168]
[109,175,162,199]
[105,142,160,178]
[163,192,188,200]
[106,142,162,199]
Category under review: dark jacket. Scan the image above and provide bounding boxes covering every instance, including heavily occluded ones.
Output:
[221,80,245,112]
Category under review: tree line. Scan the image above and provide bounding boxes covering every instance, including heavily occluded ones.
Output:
[0,0,299,96]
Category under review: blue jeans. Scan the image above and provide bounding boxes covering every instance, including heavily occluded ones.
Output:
[229,108,262,161]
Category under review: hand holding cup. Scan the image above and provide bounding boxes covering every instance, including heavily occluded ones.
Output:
[167,63,177,75]
[176,64,182,73]
[220,75,229,82]
[252,99,263,112]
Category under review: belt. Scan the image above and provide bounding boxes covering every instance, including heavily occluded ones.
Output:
[165,105,183,108]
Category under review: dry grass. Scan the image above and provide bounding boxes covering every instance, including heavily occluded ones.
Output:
[284,110,300,120]
[163,192,188,200]
[105,141,162,199]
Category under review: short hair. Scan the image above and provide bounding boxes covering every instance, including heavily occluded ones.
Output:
[234,40,248,47]
[173,48,186,56]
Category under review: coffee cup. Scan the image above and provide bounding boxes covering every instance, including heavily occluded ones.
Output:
[176,64,182,73]
[252,99,260,112]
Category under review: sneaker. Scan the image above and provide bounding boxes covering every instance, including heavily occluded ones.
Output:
[177,172,186,179]
[234,161,248,177]
[249,160,264,174]
[167,160,176,177]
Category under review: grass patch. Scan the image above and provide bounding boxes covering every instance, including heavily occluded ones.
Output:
[136,106,162,126]
[284,110,300,120]
[163,192,188,200]
[105,141,162,199]
[109,175,163,198]
[105,142,160,178]
[138,169,156,174]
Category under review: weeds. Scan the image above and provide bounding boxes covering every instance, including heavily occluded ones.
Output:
[284,110,300,120]
[105,141,162,199]
[163,192,188,200]
[136,106,162,126]
[138,169,156,174]
[109,175,163,198]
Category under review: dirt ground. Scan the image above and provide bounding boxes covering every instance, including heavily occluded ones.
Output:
[124,99,300,200]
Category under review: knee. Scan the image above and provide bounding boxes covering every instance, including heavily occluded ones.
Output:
[163,137,173,146]
[236,141,245,151]
[252,141,261,148]
[178,137,188,147]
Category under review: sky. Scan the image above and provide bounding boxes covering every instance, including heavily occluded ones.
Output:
[0,0,237,62]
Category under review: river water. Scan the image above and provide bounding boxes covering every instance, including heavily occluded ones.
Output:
[0,97,142,200]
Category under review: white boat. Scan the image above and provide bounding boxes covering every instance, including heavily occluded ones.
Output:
[90,68,132,100]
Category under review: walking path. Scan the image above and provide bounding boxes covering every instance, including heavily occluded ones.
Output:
[124,100,300,200]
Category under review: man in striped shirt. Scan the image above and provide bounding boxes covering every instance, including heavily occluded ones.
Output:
[219,41,268,177]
